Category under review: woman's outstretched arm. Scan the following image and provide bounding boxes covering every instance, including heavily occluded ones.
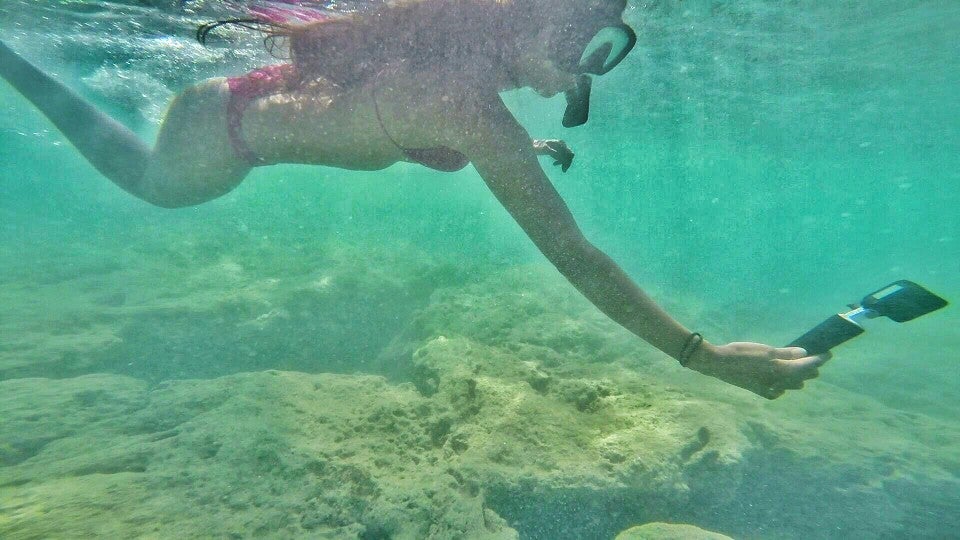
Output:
[449,93,829,399]
[0,41,150,194]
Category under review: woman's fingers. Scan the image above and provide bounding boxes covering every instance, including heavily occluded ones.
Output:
[717,342,832,399]
[762,351,832,398]
[772,346,807,360]
[776,352,831,373]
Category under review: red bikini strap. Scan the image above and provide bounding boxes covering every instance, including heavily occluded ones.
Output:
[226,63,297,164]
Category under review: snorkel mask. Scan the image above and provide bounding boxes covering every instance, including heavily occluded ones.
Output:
[554,23,636,127]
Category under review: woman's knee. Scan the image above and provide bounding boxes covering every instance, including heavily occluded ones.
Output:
[138,166,247,208]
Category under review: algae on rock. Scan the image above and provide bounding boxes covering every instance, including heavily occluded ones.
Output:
[2,262,958,538]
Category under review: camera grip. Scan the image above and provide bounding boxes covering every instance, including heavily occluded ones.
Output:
[787,314,865,356]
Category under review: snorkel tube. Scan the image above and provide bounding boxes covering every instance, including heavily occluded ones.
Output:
[561,23,635,127]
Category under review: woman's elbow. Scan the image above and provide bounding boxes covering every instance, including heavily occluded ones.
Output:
[541,234,599,274]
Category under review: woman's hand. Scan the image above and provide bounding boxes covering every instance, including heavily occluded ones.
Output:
[532,139,575,172]
[685,342,831,399]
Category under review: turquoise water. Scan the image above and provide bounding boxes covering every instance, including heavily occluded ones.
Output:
[1,1,958,538]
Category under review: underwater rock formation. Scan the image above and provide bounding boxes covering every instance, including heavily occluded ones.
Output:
[0,240,464,382]
[1,250,958,538]
[615,522,733,540]
[0,372,516,539]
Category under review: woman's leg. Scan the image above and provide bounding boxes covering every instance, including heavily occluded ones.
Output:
[0,41,249,208]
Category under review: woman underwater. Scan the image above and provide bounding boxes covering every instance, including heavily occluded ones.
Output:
[0,0,829,399]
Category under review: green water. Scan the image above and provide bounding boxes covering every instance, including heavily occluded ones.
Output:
[1,1,958,538]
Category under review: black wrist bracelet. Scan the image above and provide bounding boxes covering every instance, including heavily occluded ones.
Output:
[678,332,703,367]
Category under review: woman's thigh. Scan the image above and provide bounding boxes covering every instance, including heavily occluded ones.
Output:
[142,79,251,208]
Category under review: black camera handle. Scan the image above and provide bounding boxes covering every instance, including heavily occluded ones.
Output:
[787,280,947,355]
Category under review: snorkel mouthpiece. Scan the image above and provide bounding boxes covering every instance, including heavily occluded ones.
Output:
[563,75,592,128]
[559,23,636,128]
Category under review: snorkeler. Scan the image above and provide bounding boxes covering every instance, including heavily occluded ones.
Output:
[0,0,829,399]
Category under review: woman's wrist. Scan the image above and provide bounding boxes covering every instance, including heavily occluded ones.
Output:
[682,339,719,372]
[677,332,703,367]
